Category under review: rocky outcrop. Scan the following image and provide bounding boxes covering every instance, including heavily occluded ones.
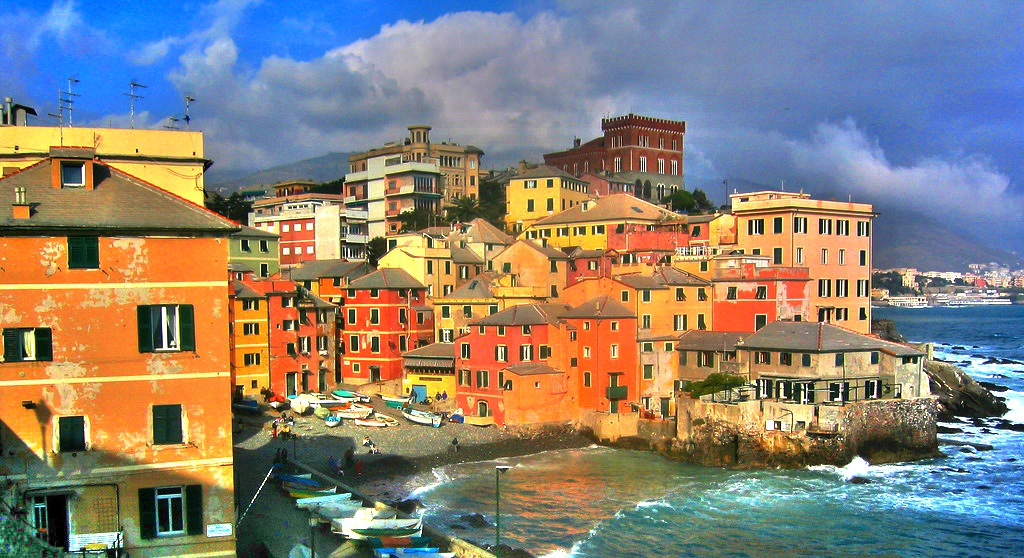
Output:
[925,359,1008,420]
[872,318,907,343]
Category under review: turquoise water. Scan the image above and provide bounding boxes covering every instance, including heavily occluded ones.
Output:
[397,306,1024,557]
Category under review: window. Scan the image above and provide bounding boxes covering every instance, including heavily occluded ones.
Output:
[260,263,269,278]
[282,297,294,308]
[780,352,793,366]
[546,198,554,212]
[458,369,471,386]
[498,326,506,336]
[139,485,202,539]
[642,342,654,353]
[584,371,592,387]
[821,248,829,265]
[865,379,882,399]
[476,370,490,388]
[870,351,880,365]
[621,290,629,302]
[755,351,771,364]
[836,279,849,298]
[68,237,99,269]
[698,351,714,368]
[802,353,812,366]
[639,156,647,172]
[773,217,783,234]
[242,299,259,311]
[282,247,290,256]
[583,347,592,358]
[829,382,850,403]
[771,247,783,265]
[756,286,768,300]
[860,250,868,266]
[755,314,767,330]
[2,327,53,362]
[440,329,453,343]
[665,342,674,352]
[370,309,380,325]
[243,353,261,366]
[643,364,654,380]
[527,199,535,212]
[818,279,832,297]
[697,288,707,301]
[641,290,651,303]
[370,336,380,353]
[726,287,738,300]
[794,217,808,234]
[836,220,850,236]
[461,343,471,359]
[592,225,606,235]
[240,239,251,252]
[348,308,357,324]
[539,345,551,359]
[349,334,359,353]
[796,247,804,265]
[496,345,508,362]
[838,249,846,265]
[61,161,86,187]
[317,336,329,351]
[520,344,533,361]
[58,415,86,452]
[259,240,269,252]
[857,221,871,237]
[369,289,379,298]
[676,288,686,301]
[747,219,765,235]
[138,305,195,352]
[282,224,290,233]
[835,353,845,366]
[299,337,311,354]
[641,315,651,328]
[610,344,619,359]
[242,323,260,336]
[153,404,183,445]
[697,314,707,330]
[818,218,833,235]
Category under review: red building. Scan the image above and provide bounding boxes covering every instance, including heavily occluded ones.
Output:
[342,268,433,384]
[711,257,812,332]
[544,113,686,179]
[561,296,638,413]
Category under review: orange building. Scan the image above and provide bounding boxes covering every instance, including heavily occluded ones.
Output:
[561,296,638,414]
[710,255,812,332]
[0,155,238,555]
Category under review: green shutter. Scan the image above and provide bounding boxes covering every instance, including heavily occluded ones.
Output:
[139,488,157,539]
[59,416,85,452]
[153,406,167,444]
[3,329,20,361]
[137,306,154,353]
[34,328,53,361]
[153,405,183,445]
[185,484,203,535]
[68,237,99,269]
[178,305,195,351]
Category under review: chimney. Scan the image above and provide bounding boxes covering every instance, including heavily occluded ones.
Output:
[573,136,581,148]
[13,187,30,219]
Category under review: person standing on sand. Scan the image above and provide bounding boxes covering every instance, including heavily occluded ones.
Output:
[451,437,459,453]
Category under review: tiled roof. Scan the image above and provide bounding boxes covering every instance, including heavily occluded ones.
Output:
[531,193,681,227]
[615,274,666,290]
[231,281,265,299]
[0,160,239,234]
[471,303,571,327]
[505,363,561,376]
[514,164,580,182]
[349,267,425,290]
[445,274,496,299]
[652,266,711,286]
[403,342,456,359]
[676,331,746,352]
[521,240,570,260]
[450,245,483,264]
[289,259,374,281]
[233,225,279,239]
[738,321,925,355]
[454,218,514,245]
[562,295,636,319]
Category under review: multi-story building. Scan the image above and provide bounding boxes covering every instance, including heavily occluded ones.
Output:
[343,155,443,238]
[491,240,571,300]
[230,280,271,399]
[504,165,591,234]
[249,193,366,264]
[725,190,875,332]
[0,152,238,555]
[378,230,483,298]
[288,259,375,304]
[341,269,433,384]
[561,296,639,415]
[348,125,484,202]
[543,113,686,203]
[229,225,280,279]
[401,343,457,403]
[522,193,685,252]
[710,255,812,331]
[446,218,515,271]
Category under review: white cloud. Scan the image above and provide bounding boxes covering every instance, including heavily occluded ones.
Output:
[786,118,1021,222]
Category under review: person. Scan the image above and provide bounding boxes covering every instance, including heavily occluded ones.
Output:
[451,437,459,453]
[441,391,448,401]
[271,418,279,439]
[369,443,380,455]
[355,459,363,475]
[344,447,355,468]
[362,436,373,448]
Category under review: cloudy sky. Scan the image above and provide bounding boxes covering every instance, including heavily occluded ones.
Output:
[4,1,1023,251]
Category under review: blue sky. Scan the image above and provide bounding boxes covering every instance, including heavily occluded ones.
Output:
[4,1,1024,251]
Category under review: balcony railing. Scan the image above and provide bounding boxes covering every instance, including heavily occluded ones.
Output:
[606,385,628,400]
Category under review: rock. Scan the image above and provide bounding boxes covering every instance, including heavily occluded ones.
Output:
[392,498,422,515]
[978,381,1010,392]
[994,420,1024,432]
[924,359,1009,420]
[461,513,491,528]
[952,345,967,351]
[942,467,969,473]
[848,476,872,484]
[936,425,963,434]
[976,485,991,490]
[960,447,975,454]
[871,319,906,343]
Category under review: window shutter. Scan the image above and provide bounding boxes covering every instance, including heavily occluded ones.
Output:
[137,306,154,352]
[153,406,167,444]
[85,238,99,267]
[3,329,20,361]
[185,484,203,535]
[58,416,85,452]
[35,328,53,361]
[178,305,196,351]
[139,488,157,539]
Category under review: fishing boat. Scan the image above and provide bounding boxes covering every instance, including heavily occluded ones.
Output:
[313,406,332,420]
[273,472,315,484]
[282,479,336,494]
[266,393,290,410]
[324,414,342,427]
[332,517,423,540]
[384,400,406,409]
[295,493,355,507]
[402,408,443,427]
[335,403,374,420]
[287,486,338,499]
[366,536,433,549]
[374,413,401,427]
[354,417,389,428]
[333,389,372,403]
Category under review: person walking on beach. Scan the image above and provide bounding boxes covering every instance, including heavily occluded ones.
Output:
[451,437,459,453]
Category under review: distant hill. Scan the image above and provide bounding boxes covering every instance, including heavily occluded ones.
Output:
[207,151,353,194]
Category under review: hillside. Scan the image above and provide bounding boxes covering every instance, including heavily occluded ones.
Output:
[207,151,353,194]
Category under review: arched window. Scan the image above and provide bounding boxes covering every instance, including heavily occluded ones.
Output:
[478,400,490,417]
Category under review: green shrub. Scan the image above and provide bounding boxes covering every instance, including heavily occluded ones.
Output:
[684,373,746,399]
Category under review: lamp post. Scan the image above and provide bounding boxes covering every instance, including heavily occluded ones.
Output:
[495,465,511,548]
[308,509,318,558]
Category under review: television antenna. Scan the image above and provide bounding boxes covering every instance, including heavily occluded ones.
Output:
[48,77,80,127]
[125,81,147,128]
[184,95,196,129]
[163,117,181,130]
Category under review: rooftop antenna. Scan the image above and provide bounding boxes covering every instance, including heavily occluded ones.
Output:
[163,117,180,130]
[780,179,785,191]
[125,81,147,129]
[60,77,80,126]
[184,95,195,129]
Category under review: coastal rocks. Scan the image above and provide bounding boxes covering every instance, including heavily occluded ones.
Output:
[924,359,1009,420]
[459,513,491,529]
[871,319,906,343]
[848,476,872,484]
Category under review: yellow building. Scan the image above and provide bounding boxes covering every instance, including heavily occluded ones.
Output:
[0,126,210,205]
[522,193,684,251]
[491,240,572,300]
[378,230,484,299]
[505,165,591,234]
[229,281,271,398]
[402,343,458,401]
[726,191,875,333]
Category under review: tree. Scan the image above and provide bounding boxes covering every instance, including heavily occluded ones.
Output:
[205,192,252,223]
[663,190,696,213]
[444,196,483,224]
[684,373,747,399]
[396,208,436,232]
[365,236,388,266]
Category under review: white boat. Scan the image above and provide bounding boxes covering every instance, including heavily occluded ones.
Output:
[887,296,928,308]
[324,414,342,427]
[354,417,390,428]
[380,393,409,403]
[295,492,355,507]
[305,500,367,520]
[336,403,374,419]
[402,408,443,428]
[331,516,423,540]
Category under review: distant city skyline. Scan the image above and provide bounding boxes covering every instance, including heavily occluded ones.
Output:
[4,1,1023,250]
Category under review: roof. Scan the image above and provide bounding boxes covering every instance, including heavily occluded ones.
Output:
[444,274,496,299]
[307,293,336,309]
[349,267,425,290]
[504,363,561,376]
[0,160,239,234]
[471,303,571,327]
[231,281,265,299]
[454,218,514,245]
[615,274,666,290]
[513,164,581,182]
[531,193,681,227]
[233,225,279,239]
[652,266,711,287]
[738,321,925,355]
[403,343,456,368]
[562,295,636,319]
[289,259,374,281]
[520,239,570,260]
[676,331,746,352]
[568,248,605,259]
[450,245,483,264]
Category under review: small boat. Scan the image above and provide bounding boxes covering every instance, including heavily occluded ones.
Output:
[332,517,423,540]
[288,544,315,558]
[366,536,433,549]
[282,479,335,493]
[313,406,332,420]
[374,413,401,427]
[380,393,410,403]
[333,389,371,403]
[336,403,374,420]
[295,493,355,507]
[402,408,443,428]
[384,400,406,409]
[287,486,338,499]
[266,393,290,410]
[231,398,261,415]
[463,415,495,427]
[374,549,452,558]
[354,417,389,428]
[290,394,314,415]
[273,472,315,485]
[324,414,342,427]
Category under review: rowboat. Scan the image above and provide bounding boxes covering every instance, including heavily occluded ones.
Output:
[463,415,495,427]
[332,517,423,540]
[267,393,289,410]
[379,394,408,403]
[374,549,453,558]
[295,493,355,507]
[384,400,406,409]
[282,479,336,493]
[324,414,342,427]
[287,486,337,499]
[354,417,389,428]
[231,398,261,415]
[374,413,401,427]
[336,403,374,420]
[366,536,433,549]
[313,406,332,420]
[273,472,315,485]
[333,389,372,403]
[402,409,443,428]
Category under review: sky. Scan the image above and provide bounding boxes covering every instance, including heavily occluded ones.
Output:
[3,1,1023,253]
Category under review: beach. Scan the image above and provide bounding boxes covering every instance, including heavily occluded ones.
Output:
[232,397,593,556]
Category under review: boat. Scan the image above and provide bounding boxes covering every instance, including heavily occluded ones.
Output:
[380,394,409,403]
[313,406,332,420]
[402,408,443,427]
[463,415,495,427]
[266,392,290,410]
[295,492,355,507]
[384,400,406,409]
[374,549,453,558]
[273,472,315,485]
[366,536,433,549]
[355,417,390,428]
[332,517,423,540]
[287,486,338,499]
[887,296,928,308]
[333,389,372,403]
[231,398,261,415]
[288,544,315,558]
[290,393,314,415]
[336,403,374,420]
[282,479,336,493]
[374,413,401,427]
[324,414,342,427]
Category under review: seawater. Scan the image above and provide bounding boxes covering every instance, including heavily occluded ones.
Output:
[397,305,1024,557]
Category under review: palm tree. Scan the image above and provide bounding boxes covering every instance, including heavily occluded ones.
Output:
[444,196,482,224]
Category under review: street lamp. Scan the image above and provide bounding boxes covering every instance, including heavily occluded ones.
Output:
[308,509,318,558]
[495,465,512,548]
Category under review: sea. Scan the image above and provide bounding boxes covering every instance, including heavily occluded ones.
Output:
[395,305,1024,557]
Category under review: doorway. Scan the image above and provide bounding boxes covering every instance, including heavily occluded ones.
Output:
[32,494,69,550]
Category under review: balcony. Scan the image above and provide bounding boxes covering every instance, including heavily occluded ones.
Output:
[345,209,369,221]
[606,385,628,400]
[341,233,369,244]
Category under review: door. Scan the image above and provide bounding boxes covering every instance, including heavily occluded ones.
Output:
[32,495,69,550]
[660,397,670,419]
[318,369,327,392]
[285,373,297,397]
[412,385,428,403]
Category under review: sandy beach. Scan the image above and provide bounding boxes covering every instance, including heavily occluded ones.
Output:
[232,395,593,556]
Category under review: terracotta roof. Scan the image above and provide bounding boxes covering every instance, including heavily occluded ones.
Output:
[444,274,497,299]
[348,267,425,290]
[676,331,746,352]
[0,160,239,234]
[562,295,636,319]
[471,303,571,327]
[514,164,581,182]
[738,321,925,355]
[233,225,279,239]
[504,363,561,376]
[531,193,682,227]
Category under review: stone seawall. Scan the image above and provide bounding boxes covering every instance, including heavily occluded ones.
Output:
[598,397,940,468]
